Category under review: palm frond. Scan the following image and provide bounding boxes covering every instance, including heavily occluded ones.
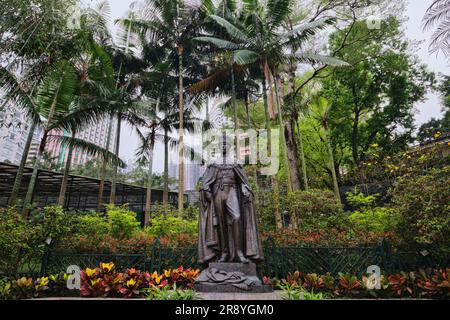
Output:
[36,60,77,126]
[266,0,293,28]
[193,36,241,49]
[209,14,249,42]
[0,66,41,125]
[48,134,126,168]
[423,0,450,30]
[233,49,260,65]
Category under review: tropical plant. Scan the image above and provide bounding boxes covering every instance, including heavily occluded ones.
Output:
[123,0,208,214]
[309,96,341,203]
[423,0,450,58]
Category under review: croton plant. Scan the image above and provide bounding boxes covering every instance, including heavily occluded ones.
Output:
[275,268,450,299]
[80,263,200,298]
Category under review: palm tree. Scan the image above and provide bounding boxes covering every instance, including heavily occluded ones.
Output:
[310,96,341,204]
[0,60,124,214]
[123,0,208,215]
[194,1,348,193]
[0,71,40,207]
[136,92,209,224]
[423,0,450,58]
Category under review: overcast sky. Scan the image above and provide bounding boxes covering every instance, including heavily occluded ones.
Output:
[102,0,449,165]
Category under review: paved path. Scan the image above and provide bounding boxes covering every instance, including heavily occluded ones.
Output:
[34,291,284,301]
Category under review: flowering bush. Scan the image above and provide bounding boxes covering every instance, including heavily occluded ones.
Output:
[1,273,75,300]
[80,263,200,298]
[276,268,450,299]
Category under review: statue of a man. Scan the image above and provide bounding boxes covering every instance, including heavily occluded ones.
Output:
[198,133,263,264]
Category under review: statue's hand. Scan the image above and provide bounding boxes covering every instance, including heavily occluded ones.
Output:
[201,190,212,204]
[242,185,252,198]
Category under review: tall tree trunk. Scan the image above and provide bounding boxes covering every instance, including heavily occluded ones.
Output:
[296,119,309,191]
[144,138,155,227]
[284,119,301,190]
[244,87,251,130]
[325,127,341,204]
[58,132,75,206]
[352,108,360,166]
[272,176,283,230]
[23,76,62,215]
[23,132,48,216]
[177,46,185,216]
[260,62,282,230]
[261,66,271,155]
[8,121,36,206]
[244,88,258,184]
[163,127,169,206]
[109,115,121,205]
[97,113,114,212]
[231,64,241,162]
[273,73,293,193]
[285,61,303,191]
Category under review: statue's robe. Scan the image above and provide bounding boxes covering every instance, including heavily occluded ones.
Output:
[198,164,263,264]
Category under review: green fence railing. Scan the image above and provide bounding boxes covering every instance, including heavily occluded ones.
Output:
[3,237,448,280]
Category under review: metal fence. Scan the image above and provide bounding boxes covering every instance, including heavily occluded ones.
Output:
[3,237,448,280]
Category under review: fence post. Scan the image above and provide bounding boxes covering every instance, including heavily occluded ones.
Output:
[150,238,162,273]
[379,238,392,272]
[40,248,50,276]
[263,236,277,278]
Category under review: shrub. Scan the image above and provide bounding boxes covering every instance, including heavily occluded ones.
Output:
[390,166,450,255]
[285,189,345,232]
[144,216,197,239]
[0,206,78,273]
[79,263,200,298]
[106,205,141,239]
[143,284,199,300]
[277,268,450,299]
[78,212,110,240]
[0,207,30,272]
[349,207,400,233]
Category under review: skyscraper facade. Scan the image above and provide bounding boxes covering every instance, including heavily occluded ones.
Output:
[0,103,43,164]
[46,115,116,166]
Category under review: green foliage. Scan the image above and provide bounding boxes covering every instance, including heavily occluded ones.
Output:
[78,212,111,241]
[346,188,379,208]
[349,207,400,233]
[345,187,399,233]
[145,216,197,239]
[279,282,328,300]
[277,268,450,299]
[390,166,450,253]
[285,189,344,231]
[30,206,79,247]
[106,205,141,239]
[0,206,78,273]
[142,203,198,239]
[0,207,29,272]
[143,284,199,300]
[323,17,435,171]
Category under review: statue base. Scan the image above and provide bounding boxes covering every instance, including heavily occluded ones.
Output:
[194,262,273,293]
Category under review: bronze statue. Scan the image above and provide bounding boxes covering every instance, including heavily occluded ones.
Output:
[198,133,263,265]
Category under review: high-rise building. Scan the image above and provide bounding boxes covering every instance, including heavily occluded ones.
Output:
[169,161,204,192]
[46,115,116,166]
[0,103,43,164]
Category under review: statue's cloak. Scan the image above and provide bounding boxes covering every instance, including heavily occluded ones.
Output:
[198,164,263,264]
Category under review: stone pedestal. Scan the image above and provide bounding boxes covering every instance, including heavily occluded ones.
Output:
[194,262,273,293]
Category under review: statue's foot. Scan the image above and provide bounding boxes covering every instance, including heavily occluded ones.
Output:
[218,253,230,263]
[237,251,249,264]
